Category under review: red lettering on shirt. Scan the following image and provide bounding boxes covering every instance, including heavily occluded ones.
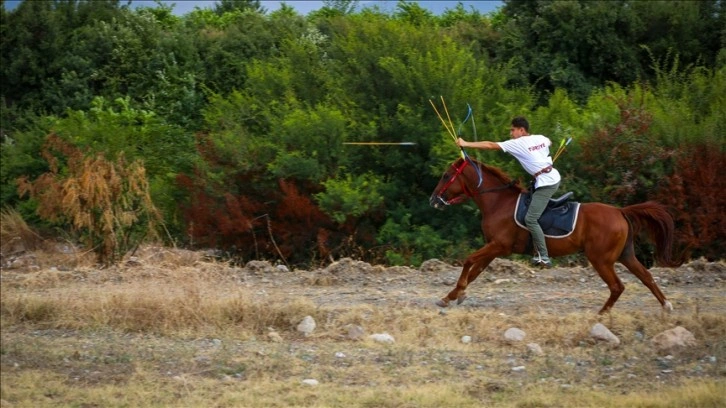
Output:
[528,143,546,151]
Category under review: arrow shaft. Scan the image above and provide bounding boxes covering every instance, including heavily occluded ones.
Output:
[343,142,416,145]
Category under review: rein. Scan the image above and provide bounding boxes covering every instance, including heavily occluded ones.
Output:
[437,159,470,205]
[478,180,518,193]
[435,160,517,205]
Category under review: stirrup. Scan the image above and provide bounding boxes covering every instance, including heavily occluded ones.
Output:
[531,255,552,268]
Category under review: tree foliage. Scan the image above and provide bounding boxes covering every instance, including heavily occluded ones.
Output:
[496,0,724,103]
[1,0,724,265]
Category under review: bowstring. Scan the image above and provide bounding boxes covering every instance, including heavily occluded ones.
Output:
[458,103,483,187]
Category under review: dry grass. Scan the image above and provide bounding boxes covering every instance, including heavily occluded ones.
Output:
[1,207,99,271]
[1,246,724,407]
[0,207,45,255]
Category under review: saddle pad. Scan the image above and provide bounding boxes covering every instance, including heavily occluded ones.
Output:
[514,194,581,238]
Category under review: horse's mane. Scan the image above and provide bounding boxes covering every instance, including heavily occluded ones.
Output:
[467,158,525,192]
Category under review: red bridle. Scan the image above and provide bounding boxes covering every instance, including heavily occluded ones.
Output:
[435,160,477,205]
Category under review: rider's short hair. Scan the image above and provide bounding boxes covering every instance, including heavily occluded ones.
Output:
[511,116,529,132]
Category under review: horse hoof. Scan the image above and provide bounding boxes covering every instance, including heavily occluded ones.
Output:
[435,298,450,308]
[456,294,468,305]
[663,300,673,312]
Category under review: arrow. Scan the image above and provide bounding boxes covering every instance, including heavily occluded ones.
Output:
[552,137,572,163]
[343,142,417,146]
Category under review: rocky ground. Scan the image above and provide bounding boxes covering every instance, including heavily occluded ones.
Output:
[1,250,724,407]
[240,256,725,315]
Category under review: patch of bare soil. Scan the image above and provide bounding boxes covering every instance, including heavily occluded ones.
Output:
[243,256,725,315]
[3,247,723,314]
[1,248,724,407]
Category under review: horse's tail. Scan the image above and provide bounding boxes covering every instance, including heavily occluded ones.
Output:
[621,201,683,267]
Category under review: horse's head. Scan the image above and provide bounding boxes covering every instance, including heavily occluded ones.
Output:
[429,158,478,209]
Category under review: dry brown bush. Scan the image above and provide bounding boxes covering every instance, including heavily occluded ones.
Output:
[17,134,162,265]
[0,207,44,255]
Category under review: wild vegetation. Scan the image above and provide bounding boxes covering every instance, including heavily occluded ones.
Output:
[1,0,724,266]
[2,3,724,406]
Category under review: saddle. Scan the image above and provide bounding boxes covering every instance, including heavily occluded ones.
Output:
[514,191,581,238]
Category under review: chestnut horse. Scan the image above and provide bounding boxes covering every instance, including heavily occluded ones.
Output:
[430,157,681,314]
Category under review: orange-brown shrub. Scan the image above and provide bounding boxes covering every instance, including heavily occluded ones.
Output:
[17,134,161,265]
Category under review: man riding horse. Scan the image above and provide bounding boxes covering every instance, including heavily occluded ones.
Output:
[457,116,559,268]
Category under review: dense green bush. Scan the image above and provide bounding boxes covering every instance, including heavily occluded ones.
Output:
[2,0,723,265]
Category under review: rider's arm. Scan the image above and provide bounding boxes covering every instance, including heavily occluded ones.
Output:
[457,138,502,150]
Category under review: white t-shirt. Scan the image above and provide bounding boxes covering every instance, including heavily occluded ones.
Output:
[497,135,561,188]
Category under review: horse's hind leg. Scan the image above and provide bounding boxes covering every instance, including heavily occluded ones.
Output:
[619,251,673,312]
[589,259,625,314]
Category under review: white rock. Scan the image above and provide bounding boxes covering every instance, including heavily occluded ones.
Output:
[590,323,620,346]
[512,366,526,372]
[297,316,316,336]
[276,264,290,272]
[461,335,472,344]
[369,333,395,344]
[651,326,697,353]
[301,379,319,386]
[527,343,544,355]
[504,327,526,342]
[346,325,366,340]
[335,352,346,358]
[268,331,283,343]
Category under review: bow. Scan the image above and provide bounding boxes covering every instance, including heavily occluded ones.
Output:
[429,97,482,187]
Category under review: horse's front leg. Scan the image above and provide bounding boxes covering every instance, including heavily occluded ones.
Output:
[436,243,506,307]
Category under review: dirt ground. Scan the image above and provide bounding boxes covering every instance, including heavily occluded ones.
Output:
[240,256,725,315]
[1,250,724,407]
[3,247,724,314]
